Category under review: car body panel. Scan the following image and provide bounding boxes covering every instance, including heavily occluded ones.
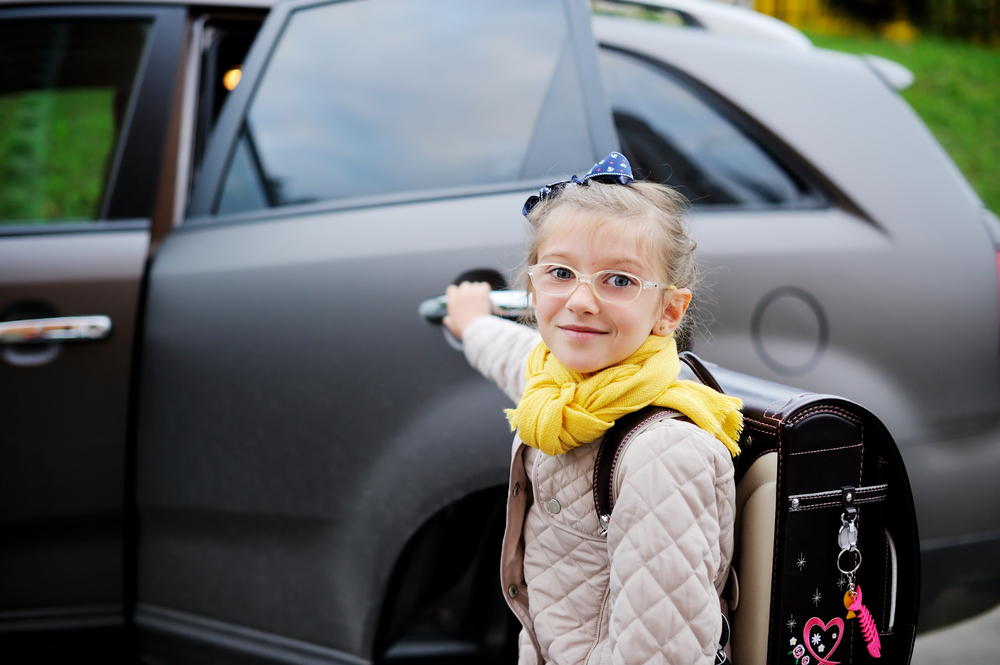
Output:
[0,2,183,644]
[136,193,528,655]
[0,231,147,619]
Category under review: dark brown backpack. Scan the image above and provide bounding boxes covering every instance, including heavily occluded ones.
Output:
[594,353,920,665]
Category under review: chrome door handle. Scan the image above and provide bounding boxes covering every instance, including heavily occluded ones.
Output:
[419,290,529,323]
[0,316,113,344]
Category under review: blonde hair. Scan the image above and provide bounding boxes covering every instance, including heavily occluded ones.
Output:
[519,180,699,343]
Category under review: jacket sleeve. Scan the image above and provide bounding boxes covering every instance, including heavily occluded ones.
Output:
[604,421,735,665]
[461,315,541,404]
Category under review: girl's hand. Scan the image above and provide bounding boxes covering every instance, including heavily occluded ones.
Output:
[444,281,493,341]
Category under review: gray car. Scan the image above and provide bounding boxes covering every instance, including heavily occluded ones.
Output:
[1,0,997,662]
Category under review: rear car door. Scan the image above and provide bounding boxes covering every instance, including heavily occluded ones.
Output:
[0,4,184,657]
[134,0,614,662]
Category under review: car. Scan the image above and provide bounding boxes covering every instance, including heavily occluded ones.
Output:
[1,0,997,662]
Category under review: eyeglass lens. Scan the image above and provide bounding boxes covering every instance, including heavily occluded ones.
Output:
[530,264,644,303]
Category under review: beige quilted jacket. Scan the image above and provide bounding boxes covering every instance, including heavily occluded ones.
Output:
[463,316,736,665]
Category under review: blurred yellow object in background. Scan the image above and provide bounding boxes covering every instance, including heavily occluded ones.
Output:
[753,0,918,40]
[882,18,919,42]
[223,66,242,91]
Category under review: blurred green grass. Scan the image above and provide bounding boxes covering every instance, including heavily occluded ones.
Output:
[806,32,1000,215]
[0,88,116,224]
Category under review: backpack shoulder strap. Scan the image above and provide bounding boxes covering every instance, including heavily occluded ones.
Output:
[593,405,682,535]
[679,350,725,393]
[594,351,730,533]
[592,353,736,664]
[592,403,733,664]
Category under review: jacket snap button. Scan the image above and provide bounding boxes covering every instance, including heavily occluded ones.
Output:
[512,483,520,497]
[508,584,518,598]
[546,498,561,514]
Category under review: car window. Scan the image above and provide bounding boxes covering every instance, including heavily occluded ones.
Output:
[599,48,811,207]
[0,19,150,226]
[192,18,263,179]
[216,0,589,214]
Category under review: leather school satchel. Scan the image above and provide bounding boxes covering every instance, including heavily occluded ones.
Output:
[594,352,920,665]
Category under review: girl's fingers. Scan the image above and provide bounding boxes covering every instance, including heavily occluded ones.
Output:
[444,282,493,340]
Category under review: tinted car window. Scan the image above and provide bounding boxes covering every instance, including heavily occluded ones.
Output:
[217,0,588,214]
[599,48,808,207]
[0,19,150,225]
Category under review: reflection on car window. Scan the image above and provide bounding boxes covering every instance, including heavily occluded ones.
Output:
[217,0,586,213]
[0,19,150,225]
[599,48,809,207]
[218,133,272,214]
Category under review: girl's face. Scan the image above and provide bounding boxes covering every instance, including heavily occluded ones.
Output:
[532,209,691,374]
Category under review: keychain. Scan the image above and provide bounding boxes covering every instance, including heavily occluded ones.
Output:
[837,507,881,658]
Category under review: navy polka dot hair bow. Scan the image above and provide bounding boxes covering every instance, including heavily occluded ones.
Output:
[522,151,635,216]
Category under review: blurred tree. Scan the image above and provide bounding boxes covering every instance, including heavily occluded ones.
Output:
[826,0,907,26]
[824,0,998,41]
[925,0,1000,42]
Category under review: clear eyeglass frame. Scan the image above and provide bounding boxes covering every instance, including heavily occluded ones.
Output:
[527,263,674,304]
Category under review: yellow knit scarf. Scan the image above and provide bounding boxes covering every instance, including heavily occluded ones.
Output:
[505,335,742,457]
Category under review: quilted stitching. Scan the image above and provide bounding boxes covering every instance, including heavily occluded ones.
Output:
[519,627,541,665]
[534,443,606,537]
[523,445,611,663]
[607,421,732,664]
[517,421,734,665]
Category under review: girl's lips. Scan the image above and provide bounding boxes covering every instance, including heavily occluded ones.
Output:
[559,325,606,339]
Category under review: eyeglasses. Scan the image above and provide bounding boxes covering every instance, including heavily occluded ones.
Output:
[527,263,674,304]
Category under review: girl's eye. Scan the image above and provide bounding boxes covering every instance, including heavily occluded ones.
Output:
[549,266,575,281]
[605,273,638,289]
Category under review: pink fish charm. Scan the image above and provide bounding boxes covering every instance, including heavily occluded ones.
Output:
[844,586,881,658]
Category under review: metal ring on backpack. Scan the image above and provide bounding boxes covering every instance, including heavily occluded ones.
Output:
[836,547,862,576]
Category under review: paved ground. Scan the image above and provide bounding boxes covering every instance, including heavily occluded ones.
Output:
[912,603,1000,664]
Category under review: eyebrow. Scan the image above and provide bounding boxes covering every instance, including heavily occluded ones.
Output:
[538,252,645,270]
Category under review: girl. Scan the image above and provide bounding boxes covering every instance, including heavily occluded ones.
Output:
[444,152,742,665]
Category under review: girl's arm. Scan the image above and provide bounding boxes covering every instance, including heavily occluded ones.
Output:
[445,281,540,404]
[604,421,736,664]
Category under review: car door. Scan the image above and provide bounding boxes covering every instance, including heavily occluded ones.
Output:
[133,0,615,662]
[0,4,184,657]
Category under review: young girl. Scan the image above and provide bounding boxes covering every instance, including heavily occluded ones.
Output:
[444,152,742,665]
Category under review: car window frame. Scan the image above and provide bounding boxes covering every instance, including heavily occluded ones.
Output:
[185,0,617,222]
[0,4,186,237]
[597,43,874,216]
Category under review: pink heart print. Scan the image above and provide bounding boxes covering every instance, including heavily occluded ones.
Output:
[802,617,845,665]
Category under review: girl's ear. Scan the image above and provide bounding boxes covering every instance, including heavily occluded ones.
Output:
[652,288,692,337]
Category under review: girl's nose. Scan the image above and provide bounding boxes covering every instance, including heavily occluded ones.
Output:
[565,279,600,314]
